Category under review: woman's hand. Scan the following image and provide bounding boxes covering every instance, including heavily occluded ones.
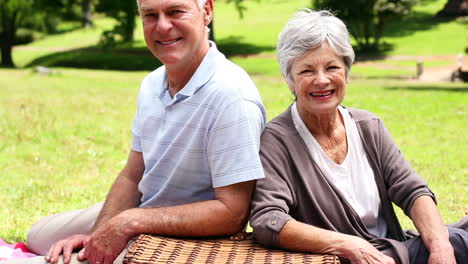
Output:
[339,236,395,264]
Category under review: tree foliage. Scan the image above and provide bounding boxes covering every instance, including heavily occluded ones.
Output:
[436,0,468,17]
[0,0,64,67]
[313,0,417,51]
[96,0,138,44]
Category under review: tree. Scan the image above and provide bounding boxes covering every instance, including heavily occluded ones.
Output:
[0,0,31,67]
[81,0,93,27]
[1,0,64,67]
[208,0,251,41]
[96,0,138,43]
[313,0,416,51]
[436,0,468,17]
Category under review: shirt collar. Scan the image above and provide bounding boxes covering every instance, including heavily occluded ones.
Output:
[177,41,221,97]
[157,41,221,102]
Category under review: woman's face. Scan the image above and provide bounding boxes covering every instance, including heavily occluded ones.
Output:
[289,43,347,116]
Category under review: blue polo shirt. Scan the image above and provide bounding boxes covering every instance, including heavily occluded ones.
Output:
[132,42,266,208]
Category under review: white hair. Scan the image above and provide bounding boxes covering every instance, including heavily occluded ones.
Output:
[197,0,208,9]
[277,9,355,86]
[136,0,207,10]
[136,0,210,37]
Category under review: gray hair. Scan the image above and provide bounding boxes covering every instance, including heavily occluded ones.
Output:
[136,0,208,11]
[277,9,355,86]
[136,0,210,37]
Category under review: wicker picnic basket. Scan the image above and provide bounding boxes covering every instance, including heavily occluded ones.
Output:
[123,234,340,264]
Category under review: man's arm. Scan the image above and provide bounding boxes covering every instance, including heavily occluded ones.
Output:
[81,179,255,264]
[118,180,254,237]
[92,150,145,231]
[46,150,145,264]
[410,195,456,264]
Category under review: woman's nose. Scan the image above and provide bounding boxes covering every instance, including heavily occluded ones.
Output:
[313,71,330,87]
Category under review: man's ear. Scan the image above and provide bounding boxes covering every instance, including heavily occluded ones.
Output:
[203,0,214,26]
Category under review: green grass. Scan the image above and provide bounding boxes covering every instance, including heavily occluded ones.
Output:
[1,0,467,245]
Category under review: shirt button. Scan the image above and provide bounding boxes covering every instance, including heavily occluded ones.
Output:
[271,220,277,225]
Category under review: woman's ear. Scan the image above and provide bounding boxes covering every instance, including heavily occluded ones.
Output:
[285,76,296,96]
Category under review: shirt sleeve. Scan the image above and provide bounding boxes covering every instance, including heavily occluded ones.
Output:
[376,118,436,216]
[250,128,295,248]
[131,91,142,152]
[207,99,266,188]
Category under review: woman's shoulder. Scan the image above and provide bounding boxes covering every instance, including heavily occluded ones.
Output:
[344,106,380,121]
[264,106,298,136]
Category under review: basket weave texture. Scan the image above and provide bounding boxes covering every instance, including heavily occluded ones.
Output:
[124,234,340,264]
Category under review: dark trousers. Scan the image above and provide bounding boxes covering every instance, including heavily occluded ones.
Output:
[405,227,468,264]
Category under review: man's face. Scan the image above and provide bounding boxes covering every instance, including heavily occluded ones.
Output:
[138,0,212,67]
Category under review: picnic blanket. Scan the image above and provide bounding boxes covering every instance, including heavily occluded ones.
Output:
[0,239,36,261]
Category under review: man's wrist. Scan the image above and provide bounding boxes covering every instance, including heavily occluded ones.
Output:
[117,208,145,238]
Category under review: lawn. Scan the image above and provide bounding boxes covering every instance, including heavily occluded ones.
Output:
[1,0,467,244]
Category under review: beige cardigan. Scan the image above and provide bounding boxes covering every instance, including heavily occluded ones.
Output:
[250,106,435,264]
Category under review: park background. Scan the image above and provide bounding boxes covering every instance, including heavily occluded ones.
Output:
[0,0,467,243]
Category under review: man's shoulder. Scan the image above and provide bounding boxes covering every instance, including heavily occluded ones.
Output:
[203,55,262,108]
[142,66,166,84]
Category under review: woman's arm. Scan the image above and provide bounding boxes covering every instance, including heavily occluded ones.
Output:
[410,195,456,264]
[279,220,395,264]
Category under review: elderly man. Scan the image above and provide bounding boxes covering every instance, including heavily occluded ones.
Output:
[4,0,266,264]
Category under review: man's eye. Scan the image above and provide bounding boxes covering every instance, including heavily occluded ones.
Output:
[169,10,184,15]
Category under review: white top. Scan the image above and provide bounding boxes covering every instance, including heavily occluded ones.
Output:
[132,42,266,208]
[292,103,387,237]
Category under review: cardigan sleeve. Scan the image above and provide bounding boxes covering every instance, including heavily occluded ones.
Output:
[250,127,294,248]
[375,118,436,216]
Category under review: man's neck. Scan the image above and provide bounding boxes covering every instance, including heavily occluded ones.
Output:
[166,42,211,96]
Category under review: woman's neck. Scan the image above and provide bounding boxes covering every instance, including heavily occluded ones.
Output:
[298,107,343,137]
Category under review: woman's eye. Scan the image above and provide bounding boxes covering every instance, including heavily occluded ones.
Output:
[300,69,312,74]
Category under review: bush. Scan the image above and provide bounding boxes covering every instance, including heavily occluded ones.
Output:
[14,29,36,45]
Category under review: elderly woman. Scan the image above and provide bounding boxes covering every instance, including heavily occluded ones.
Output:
[250,9,468,264]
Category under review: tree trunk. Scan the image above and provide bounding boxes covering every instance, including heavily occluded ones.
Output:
[208,19,214,42]
[0,7,16,67]
[123,9,135,42]
[436,0,468,17]
[81,0,93,28]
[1,41,15,68]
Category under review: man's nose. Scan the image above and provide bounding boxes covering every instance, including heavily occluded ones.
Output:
[156,15,172,32]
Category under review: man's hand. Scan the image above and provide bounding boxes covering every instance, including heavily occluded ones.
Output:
[45,234,90,264]
[428,240,456,264]
[340,236,395,264]
[81,212,135,264]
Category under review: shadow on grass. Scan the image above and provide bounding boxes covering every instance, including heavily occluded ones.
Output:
[26,45,161,71]
[26,36,274,71]
[385,85,468,93]
[354,10,459,60]
[217,36,275,57]
[384,11,454,38]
